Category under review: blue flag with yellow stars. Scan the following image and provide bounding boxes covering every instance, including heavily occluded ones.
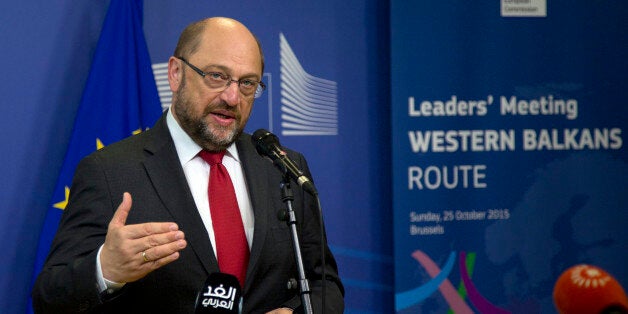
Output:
[27,0,161,312]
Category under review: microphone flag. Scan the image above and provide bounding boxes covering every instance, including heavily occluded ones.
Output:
[195,272,242,314]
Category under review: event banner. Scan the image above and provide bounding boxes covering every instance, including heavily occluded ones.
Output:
[392,1,626,313]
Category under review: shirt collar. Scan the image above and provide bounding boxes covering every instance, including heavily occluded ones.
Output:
[166,107,240,166]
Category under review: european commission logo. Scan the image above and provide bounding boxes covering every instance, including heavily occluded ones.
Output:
[152,33,339,137]
[279,33,338,136]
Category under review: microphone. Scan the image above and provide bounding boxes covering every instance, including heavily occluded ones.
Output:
[251,129,317,195]
[195,272,242,314]
[553,264,628,314]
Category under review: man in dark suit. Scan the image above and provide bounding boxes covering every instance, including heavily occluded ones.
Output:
[32,17,344,313]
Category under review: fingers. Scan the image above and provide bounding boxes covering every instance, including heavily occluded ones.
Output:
[265,309,294,314]
[141,251,182,272]
[135,230,186,259]
[124,223,185,261]
[140,237,187,264]
[125,221,179,239]
[137,237,187,280]
[110,192,132,228]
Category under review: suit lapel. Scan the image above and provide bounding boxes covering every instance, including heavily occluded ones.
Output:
[237,134,274,291]
[142,114,218,275]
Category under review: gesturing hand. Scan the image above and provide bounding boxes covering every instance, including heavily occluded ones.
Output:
[100,192,187,283]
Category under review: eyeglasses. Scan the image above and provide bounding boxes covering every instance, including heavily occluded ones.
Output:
[176,56,266,99]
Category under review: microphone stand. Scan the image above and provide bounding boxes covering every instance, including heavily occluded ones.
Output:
[278,175,313,314]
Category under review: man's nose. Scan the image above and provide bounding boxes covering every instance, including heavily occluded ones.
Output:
[220,81,241,105]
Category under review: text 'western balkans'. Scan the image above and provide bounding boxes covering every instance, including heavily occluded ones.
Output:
[408,128,622,153]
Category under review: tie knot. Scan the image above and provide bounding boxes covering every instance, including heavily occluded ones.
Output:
[199,150,226,166]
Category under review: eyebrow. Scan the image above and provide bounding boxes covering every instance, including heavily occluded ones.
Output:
[203,64,261,80]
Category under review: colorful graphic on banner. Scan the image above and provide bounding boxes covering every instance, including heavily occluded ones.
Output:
[392,1,627,313]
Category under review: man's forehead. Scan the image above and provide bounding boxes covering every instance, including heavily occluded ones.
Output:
[192,31,262,71]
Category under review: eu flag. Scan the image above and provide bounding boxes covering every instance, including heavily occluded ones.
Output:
[27,0,161,312]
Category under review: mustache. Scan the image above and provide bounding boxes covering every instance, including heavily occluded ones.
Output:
[203,101,240,118]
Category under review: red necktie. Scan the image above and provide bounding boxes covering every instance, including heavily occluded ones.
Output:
[199,150,249,289]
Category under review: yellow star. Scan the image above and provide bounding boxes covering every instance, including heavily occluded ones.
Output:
[53,186,70,210]
[132,128,142,135]
[97,138,104,150]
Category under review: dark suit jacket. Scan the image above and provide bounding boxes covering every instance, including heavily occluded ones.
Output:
[32,113,344,313]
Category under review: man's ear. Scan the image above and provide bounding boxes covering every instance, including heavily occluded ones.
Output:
[168,56,182,93]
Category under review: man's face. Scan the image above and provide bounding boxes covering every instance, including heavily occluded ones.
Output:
[169,22,263,151]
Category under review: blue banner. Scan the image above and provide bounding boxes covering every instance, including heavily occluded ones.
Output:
[27,0,162,312]
[392,1,627,313]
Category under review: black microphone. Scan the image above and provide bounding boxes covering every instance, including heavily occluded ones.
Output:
[252,129,317,195]
[195,272,242,314]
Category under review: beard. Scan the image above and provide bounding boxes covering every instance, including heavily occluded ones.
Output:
[172,78,243,151]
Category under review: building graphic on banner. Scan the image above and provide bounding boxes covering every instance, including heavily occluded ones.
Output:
[279,33,338,136]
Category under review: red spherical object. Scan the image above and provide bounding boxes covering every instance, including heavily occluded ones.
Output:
[553,264,628,314]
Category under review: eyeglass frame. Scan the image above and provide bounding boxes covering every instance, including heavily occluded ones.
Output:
[175,56,266,99]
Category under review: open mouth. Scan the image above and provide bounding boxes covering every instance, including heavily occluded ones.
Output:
[210,109,237,126]
[214,112,233,119]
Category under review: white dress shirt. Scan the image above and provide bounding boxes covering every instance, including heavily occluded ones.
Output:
[97,108,254,292]
[165,108,255,251]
